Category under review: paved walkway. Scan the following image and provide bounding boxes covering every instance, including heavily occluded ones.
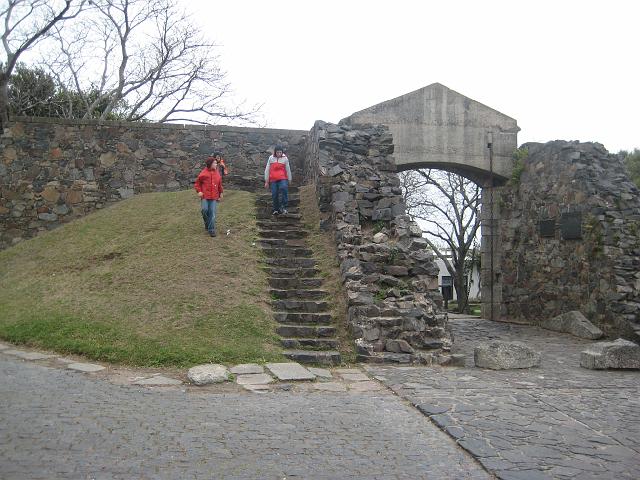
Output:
[2,318,639,479]
[0,350,488,479]
[368,317,640,480]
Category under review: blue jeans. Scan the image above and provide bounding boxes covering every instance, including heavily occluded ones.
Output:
[270,179,289,212]
[201,199,218,233]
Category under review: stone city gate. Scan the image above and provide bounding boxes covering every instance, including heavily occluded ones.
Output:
[2,83,639,361]
[342,82,519,326]
[341,82,640,343]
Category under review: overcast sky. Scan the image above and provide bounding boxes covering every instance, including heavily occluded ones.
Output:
[186,0,637,153]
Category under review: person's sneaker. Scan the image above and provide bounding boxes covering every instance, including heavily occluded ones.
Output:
[280,209,288,215]
[271,210,279,215]
[209,231,216,237]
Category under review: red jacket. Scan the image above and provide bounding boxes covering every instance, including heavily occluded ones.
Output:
[194,167,223,200]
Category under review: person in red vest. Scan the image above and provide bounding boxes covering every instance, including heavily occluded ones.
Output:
[263,145,292,215]
[195,156,224,237]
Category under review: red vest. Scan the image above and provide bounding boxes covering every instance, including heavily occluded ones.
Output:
[269,159,288,182]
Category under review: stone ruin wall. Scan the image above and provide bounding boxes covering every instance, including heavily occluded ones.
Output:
[0,117,307,250]
[302,120,455,364]
[498,140,640,342]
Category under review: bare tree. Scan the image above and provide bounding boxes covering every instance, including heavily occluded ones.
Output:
[0,0,86,129]
[400,169,481,313]
[44,0,260,124]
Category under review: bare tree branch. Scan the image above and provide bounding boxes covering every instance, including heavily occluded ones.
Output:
[400,169,482,313]
[0,0,87,127]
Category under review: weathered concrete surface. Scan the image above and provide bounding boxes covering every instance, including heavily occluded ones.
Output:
[342,83,519,185]
[581,339,640,370]
[0,356,489,479]
[369,318,640,479]
[474,341,541,370]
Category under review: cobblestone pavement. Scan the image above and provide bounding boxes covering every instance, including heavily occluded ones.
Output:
[367,317,640,480]
[0,355,490,480]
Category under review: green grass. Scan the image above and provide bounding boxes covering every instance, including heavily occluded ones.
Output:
[0,189,284,367]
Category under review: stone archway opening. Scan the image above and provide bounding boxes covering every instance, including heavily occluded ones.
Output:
[342,82,519,322]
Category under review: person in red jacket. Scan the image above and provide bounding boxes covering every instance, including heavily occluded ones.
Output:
[195,156,224,237]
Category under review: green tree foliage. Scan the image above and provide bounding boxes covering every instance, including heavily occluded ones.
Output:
[620,149,640,188]
[8,63,129,120]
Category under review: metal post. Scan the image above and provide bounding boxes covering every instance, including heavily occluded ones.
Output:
[487,133,494,321]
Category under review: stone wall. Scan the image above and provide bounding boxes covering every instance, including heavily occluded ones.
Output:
[498,141,640,342]
[0,117,307,249]
[302,120,453,364]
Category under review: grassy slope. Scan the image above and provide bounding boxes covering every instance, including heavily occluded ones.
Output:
[299,184,356,364]
[0,189,284,367]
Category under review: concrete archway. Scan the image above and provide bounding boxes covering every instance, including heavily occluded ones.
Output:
[342,83,519,185]
[342,83,520,319]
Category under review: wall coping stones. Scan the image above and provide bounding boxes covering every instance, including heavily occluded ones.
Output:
[9,116,307,135]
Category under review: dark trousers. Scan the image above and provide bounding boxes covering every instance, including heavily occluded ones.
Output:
[270,179,288,212]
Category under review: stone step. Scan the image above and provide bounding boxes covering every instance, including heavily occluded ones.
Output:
[268,277,323,289]
[255,214,302,224]
[271,299,328,313]
[262,267,320,278]
[256,221,301,231]
[273,312,333,325]
[280,338,340,349]
[264,258,316,268]
[257,196,300,205]
[262,247,313,258]
[257,209,301,218]
[283,349,341,366]
[258,238,308,248]
[258,230,307,239]
[269,289,328,300]
[276,325,337,338]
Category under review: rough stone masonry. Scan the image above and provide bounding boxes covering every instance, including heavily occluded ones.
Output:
[302,121,453,364]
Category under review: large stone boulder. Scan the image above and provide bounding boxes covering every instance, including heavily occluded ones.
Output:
[474,341,541,370]
[187,364,230,385]
[540,311,603,340]
[580,339,640,370]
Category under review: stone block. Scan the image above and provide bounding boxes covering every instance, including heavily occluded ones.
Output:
[541,311,603,340]
[187,364,230,385]
[229,363,263,375]
[474,341,541,370]
[580,339,640,369]
[265,362,315,381]
[67,362,105,372]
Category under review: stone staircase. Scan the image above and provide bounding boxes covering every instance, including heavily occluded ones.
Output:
[256,188,341,366]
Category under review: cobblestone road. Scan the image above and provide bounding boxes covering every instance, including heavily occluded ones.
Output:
[368,317,640,480]
[0,356,489,480]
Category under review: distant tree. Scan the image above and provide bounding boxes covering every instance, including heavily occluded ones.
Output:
[621,149,640,188]
[0,0,87,129]
[8,63,129,120]
[8,64,57,117]
[400,169,481,313]
[44,0,260,124]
